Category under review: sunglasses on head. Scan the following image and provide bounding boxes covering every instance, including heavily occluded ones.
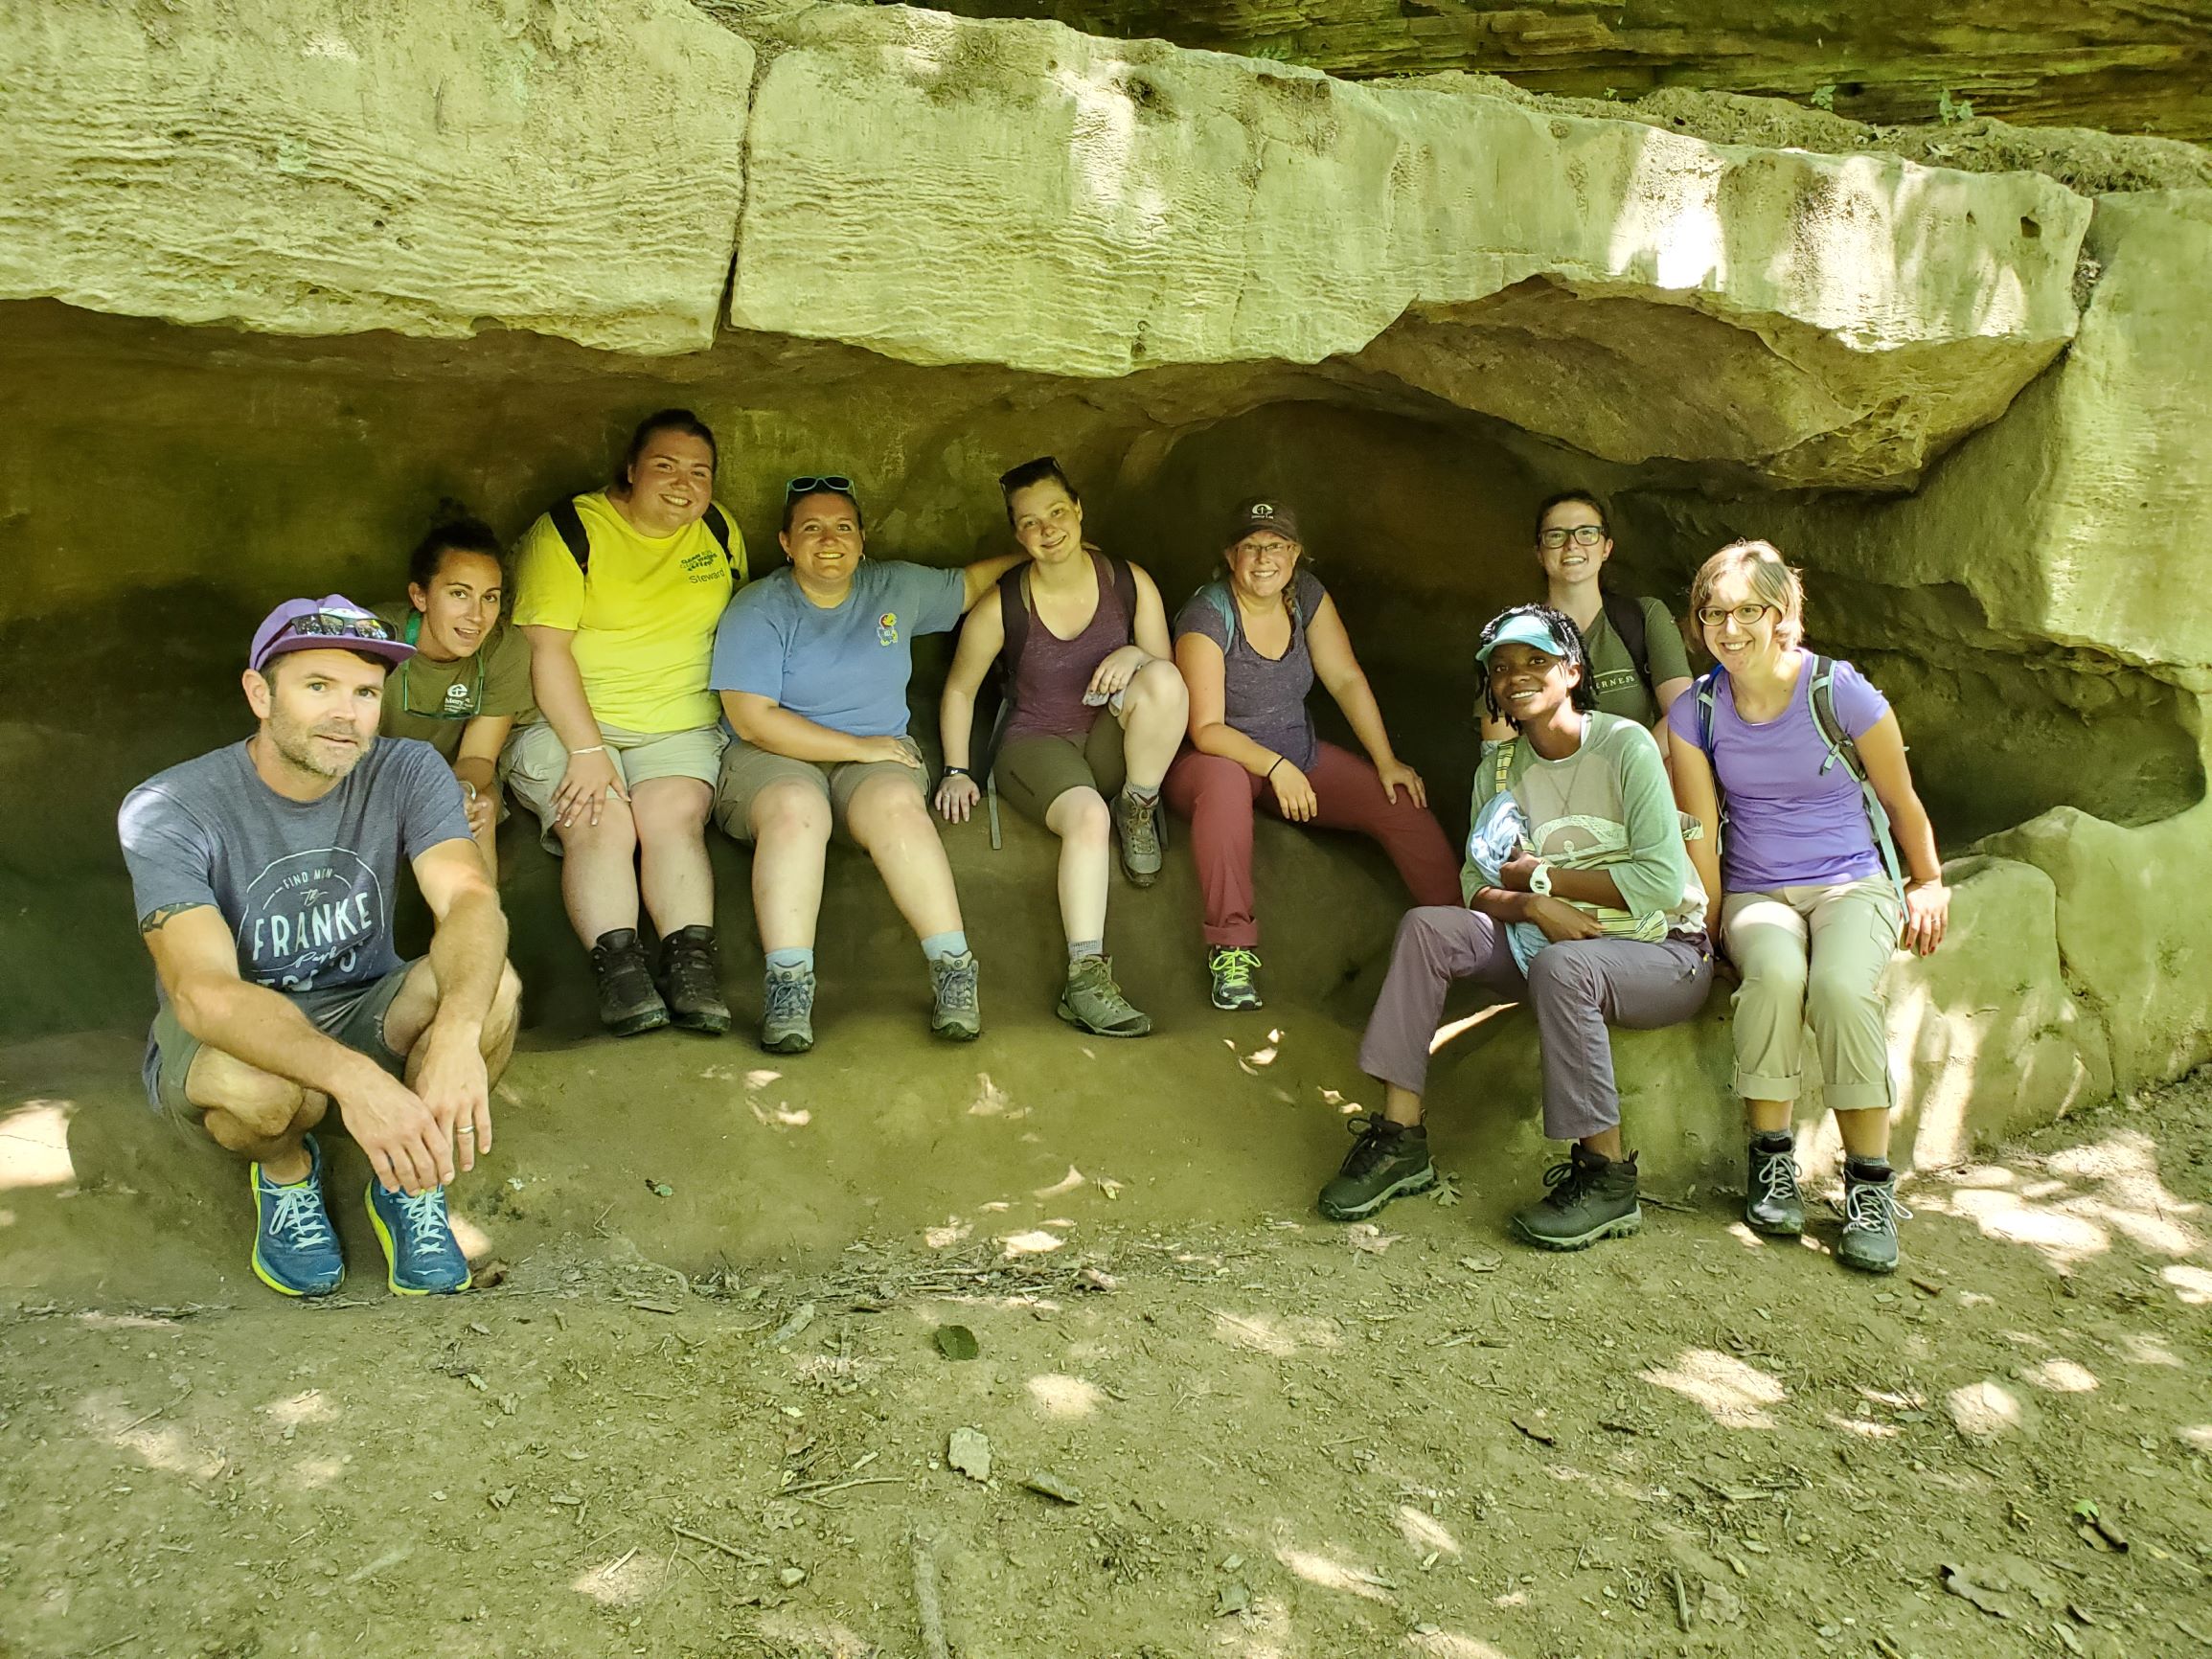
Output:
[784,475,855,500]
[285,611,396,643]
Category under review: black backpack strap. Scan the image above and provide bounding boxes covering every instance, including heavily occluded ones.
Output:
[1601,589,1653,694]
[550,498,591,575]
[704,504,734,567]
[996,565,1031,681]
[1109,555,1139,643]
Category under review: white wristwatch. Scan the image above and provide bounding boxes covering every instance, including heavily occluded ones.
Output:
[1528,860,1553,897]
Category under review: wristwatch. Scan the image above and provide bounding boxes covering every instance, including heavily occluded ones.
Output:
[1528,860,1553,897]
[941,766,972,784]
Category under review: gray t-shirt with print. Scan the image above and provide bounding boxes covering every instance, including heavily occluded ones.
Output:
[120,738,472,1001]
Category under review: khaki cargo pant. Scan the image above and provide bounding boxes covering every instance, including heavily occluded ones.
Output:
[1720,876,1904,1112]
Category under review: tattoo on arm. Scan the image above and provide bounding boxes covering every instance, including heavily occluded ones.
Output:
[139,901,212,935]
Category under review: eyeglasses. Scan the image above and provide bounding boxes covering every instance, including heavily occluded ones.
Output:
[784,475,855,499]
[285,611,397,643]
[398,650,485,720]
[1696,602,1778,629]
[1539,526,1607,549]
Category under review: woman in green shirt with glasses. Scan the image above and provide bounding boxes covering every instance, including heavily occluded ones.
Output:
[375,514,535,876]
[1480,491,1693,744]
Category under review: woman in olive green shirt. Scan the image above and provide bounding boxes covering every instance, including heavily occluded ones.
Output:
[375,515,535,876]
[1480,490,1693,743]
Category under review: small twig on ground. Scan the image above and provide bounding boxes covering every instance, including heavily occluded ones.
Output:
[84,1636,140,1656]
[671,1523,769,1567]
[1671,1567,1693,1631]
[912,1533,951,1659]
[118,1384,193,1438]
[787,1474,906,1502]
[1640,1193,1699,1216]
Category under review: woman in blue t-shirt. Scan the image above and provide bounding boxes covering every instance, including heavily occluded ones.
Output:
[1665,539,1950,1275]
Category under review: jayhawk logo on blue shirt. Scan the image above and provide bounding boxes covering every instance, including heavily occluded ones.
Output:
[878,612,899,646]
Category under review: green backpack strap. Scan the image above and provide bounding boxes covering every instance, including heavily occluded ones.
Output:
[1806,655,1907,906]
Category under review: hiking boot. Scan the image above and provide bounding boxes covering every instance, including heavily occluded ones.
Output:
[929,950,982,1041]
[1511,1145,1642,1252]
[590,928,670,1036]
[249,1134,344,1298]
[1057,955,1152,1037]
[1745,1137,1805,1237]
[365,1180,472,1295]
[1208,945,1264,1011]
[1836,1167,1909,1275]
[1111,788,1164,887]
[761,963,817,1055]
[656,924,731,1035]
[1318,1114,1437,1221]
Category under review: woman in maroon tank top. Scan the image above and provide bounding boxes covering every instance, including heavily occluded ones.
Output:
[936,459,1189,1037]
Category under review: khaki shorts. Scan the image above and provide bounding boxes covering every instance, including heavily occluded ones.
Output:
[714,736,925,843]
[503,719,728,852]
[146,962,416,1119]
[996,715,1128,825]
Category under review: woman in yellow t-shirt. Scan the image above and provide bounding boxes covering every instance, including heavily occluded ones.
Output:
[508,409,748,1038]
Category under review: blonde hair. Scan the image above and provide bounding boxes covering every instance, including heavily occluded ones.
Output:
[1690,538,1805,648]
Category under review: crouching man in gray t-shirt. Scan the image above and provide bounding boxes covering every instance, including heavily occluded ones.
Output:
[118,596,522,1299]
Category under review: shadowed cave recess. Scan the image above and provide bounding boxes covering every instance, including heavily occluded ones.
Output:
[0,288,2195,1043]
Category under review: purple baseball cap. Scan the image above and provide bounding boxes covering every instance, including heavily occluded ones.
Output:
[249,595,415,673]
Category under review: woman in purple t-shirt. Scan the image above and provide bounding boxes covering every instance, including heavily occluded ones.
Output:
[1165,498,1460,1011]
[1666,540,1950,1275]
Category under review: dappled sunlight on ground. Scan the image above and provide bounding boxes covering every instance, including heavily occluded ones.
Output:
[2161,1263,2212,1304]
[1405,1629,1516,1658]
[1394,1504,1461,1559]
[258,1389,334,1428]
[570,1550,663,1606]
[1273,1543,1395,1603]
[0,1100,76,1190]
[1947,1379,2024,1439]
[1026,1373,1106,1419]
[1211,1307,1342,1356]
[77,1392,225,1482]
[2020,1357,2099,1394]
[1639,1349,1786,1428]
[1913,1129,2208,1275]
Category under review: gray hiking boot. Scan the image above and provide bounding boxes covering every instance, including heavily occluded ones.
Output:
[1111,788,1164,887]
[1836,1167,1909,1275]
[1511,1146,1642,1252]
[1318,1114,1437,1221]
[1745,1137,1805,1237]
[1058,955,1151,1037]
[929,950,982,1042]
[760,963,816,1055]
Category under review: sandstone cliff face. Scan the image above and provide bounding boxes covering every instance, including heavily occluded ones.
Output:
[0,1,2204,1148]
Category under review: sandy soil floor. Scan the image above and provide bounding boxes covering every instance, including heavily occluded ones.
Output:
[2,1003,2208,1659]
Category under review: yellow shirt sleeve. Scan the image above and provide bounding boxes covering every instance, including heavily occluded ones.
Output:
[511,511,586,632]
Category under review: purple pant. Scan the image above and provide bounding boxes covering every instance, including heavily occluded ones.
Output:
[1358,907,1714,1142]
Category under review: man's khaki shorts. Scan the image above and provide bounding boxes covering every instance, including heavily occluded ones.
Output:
[502,720,728,852]
[146,963,416,1119]
[714,736,926,844]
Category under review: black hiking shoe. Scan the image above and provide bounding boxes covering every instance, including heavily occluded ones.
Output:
[1111,788,1164,887]
[1745,1137,1805,1237]
[1207,946,1263,1011]
[590,928,670,1036]
[1511,1145,1642,1251]
[1837,1166,1909,1275]
[1317,1115,1437,1221]
[656,925,731,1035]
[1058,956,1152,1037]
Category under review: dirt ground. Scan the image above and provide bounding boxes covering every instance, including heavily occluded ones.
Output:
[3,1002,2209,1659]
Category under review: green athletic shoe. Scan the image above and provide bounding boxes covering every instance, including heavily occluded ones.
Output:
[1208,946,1263,1011]
[1511,1146,1642,1252]
[1057,955,1152,1037]
[1318,1115,1437,1221]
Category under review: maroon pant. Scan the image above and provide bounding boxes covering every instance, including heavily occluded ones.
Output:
[1162,740,1462,947]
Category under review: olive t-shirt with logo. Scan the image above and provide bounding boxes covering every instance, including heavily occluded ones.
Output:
[372,603,535,761]
[1583,595,1693,727]
[710,561,968,739]
[510,491,745,734]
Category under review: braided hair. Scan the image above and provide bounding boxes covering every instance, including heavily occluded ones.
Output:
[1475,602,1599,728]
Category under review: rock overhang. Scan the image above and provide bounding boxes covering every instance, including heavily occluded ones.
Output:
[3,0,2095,490]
